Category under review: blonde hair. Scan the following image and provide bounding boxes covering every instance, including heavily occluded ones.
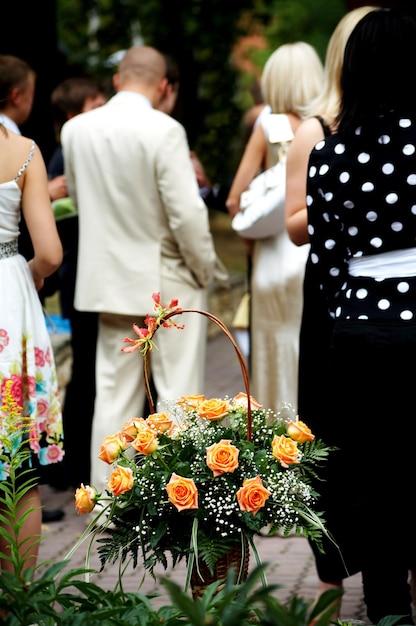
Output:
[261,42,324,119]
[305,5,378,123]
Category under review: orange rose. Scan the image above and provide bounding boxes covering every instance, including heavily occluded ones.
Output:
[197,398,230,421]
[131,427,159,455]
[287,417,315,443]
[232,392,263,411]
[236,475,271,515]
[121,417,147,442]
[206,439,239,477]
[107,465,134,496]
[272,434,300,467]
[177,394,205,410]
[166,473,198,511]
[98,433,127,464]
[146,412,173,434]
[75,483,97,515]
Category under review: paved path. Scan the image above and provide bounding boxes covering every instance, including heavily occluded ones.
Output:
[40,330,370,621]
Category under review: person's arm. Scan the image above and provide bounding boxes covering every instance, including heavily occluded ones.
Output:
[47,174,68,201]
[225,123,267,218]
[21,144,63,290]
[285,117,325,246]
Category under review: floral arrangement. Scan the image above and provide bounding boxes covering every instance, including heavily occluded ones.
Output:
[74,294,332,584]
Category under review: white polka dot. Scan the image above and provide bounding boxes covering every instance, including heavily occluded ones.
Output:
[356,288,368,299]
[400,310,413,320]
[325,239,336,250]
[329,267,340,277]
[319,164,329,175]
[307,224,314,235]
[340,171,350,183]
[370,237,383,248]
[355,127,362,135]
[324,192,333,201]
[386,193,398,204]
[311,253,319,264]
[346,289,352,298]
[358,315,369,320]
[362,182,374,192]
[399,118,411,128]
[382,163,394,175]
[344,200,354,209]
[315,140,325,150]
[366,211,378,222]
[358,152,370,163]
[378,134,390,145]
[335,307,342,317]
[377,299,390,310]
[306,195,312,206]
[309,165,317,176]
[323,212,330,222]
[403,144,415,156]
[407,174,416,185]
[348,226,358,236]
[391,221,403,231]
[334,143,345,154]
[397,282,410,293]
[411,205,416,215]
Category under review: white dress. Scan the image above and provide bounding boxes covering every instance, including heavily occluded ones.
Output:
[250,115,309,413]
[0,141,64,478]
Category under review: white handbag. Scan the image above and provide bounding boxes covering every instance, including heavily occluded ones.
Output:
[231,114,294,240]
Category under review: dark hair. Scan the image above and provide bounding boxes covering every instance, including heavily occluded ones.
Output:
[0,54,35,110]
[164,55,180,88]
[51,76,105,139]
[337,8,416,139]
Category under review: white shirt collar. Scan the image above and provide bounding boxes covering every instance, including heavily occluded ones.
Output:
[111,91,152,109]
[0,114,21,135]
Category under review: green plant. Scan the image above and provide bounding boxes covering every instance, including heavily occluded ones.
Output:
[0,354,412,625]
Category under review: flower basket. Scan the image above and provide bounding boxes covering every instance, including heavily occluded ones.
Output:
[74,293,333,598]
[190,536,250,599]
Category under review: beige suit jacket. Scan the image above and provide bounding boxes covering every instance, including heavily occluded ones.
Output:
[61,92,217,315]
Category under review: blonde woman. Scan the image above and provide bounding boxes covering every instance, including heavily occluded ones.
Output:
[284,6,378,617]
[226,42,324,413]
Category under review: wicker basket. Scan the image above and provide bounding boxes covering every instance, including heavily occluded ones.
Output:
[144,305,253,598]
[190,538,250,599]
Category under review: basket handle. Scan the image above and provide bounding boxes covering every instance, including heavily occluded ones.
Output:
[143,308,252,442]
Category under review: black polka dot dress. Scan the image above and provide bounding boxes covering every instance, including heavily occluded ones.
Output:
[306,115,416,322]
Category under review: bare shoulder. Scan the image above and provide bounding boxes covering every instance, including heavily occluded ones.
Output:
[0,131,38,183]
[294,116,327,143]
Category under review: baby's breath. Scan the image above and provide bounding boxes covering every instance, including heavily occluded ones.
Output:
[92,394,332,579]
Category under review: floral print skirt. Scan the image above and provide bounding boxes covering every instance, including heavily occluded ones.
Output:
[0,254,64,480]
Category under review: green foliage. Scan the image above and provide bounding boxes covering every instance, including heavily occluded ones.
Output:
[55,0,347,185]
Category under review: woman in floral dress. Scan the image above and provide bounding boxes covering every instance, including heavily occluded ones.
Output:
[0,121,63,573]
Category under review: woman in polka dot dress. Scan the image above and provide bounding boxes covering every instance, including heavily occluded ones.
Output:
[306,9,416,624]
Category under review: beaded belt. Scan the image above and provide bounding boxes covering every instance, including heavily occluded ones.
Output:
[0,240,18,260]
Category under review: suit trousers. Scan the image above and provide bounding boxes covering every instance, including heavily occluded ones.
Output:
[90,283,208,496]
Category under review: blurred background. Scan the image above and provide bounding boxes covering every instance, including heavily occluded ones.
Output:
[3,0,415,191]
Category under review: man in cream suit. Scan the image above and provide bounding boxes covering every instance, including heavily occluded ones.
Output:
[61,46,218,496]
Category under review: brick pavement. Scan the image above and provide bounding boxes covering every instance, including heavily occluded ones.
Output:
[40,329,370,621]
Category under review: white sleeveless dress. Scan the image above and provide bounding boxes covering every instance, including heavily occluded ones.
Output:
[0,141,64,478]
[250,115,309,413]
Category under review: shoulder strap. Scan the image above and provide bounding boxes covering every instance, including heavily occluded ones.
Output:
[14,140,35,182]
[262,114,294,144]
[314,116,331,138]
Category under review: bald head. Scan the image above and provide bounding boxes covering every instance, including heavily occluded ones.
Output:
[118,46,166,88]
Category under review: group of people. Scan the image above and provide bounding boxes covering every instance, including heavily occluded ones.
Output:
[228,5,416,625]
[1,6,416,624]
